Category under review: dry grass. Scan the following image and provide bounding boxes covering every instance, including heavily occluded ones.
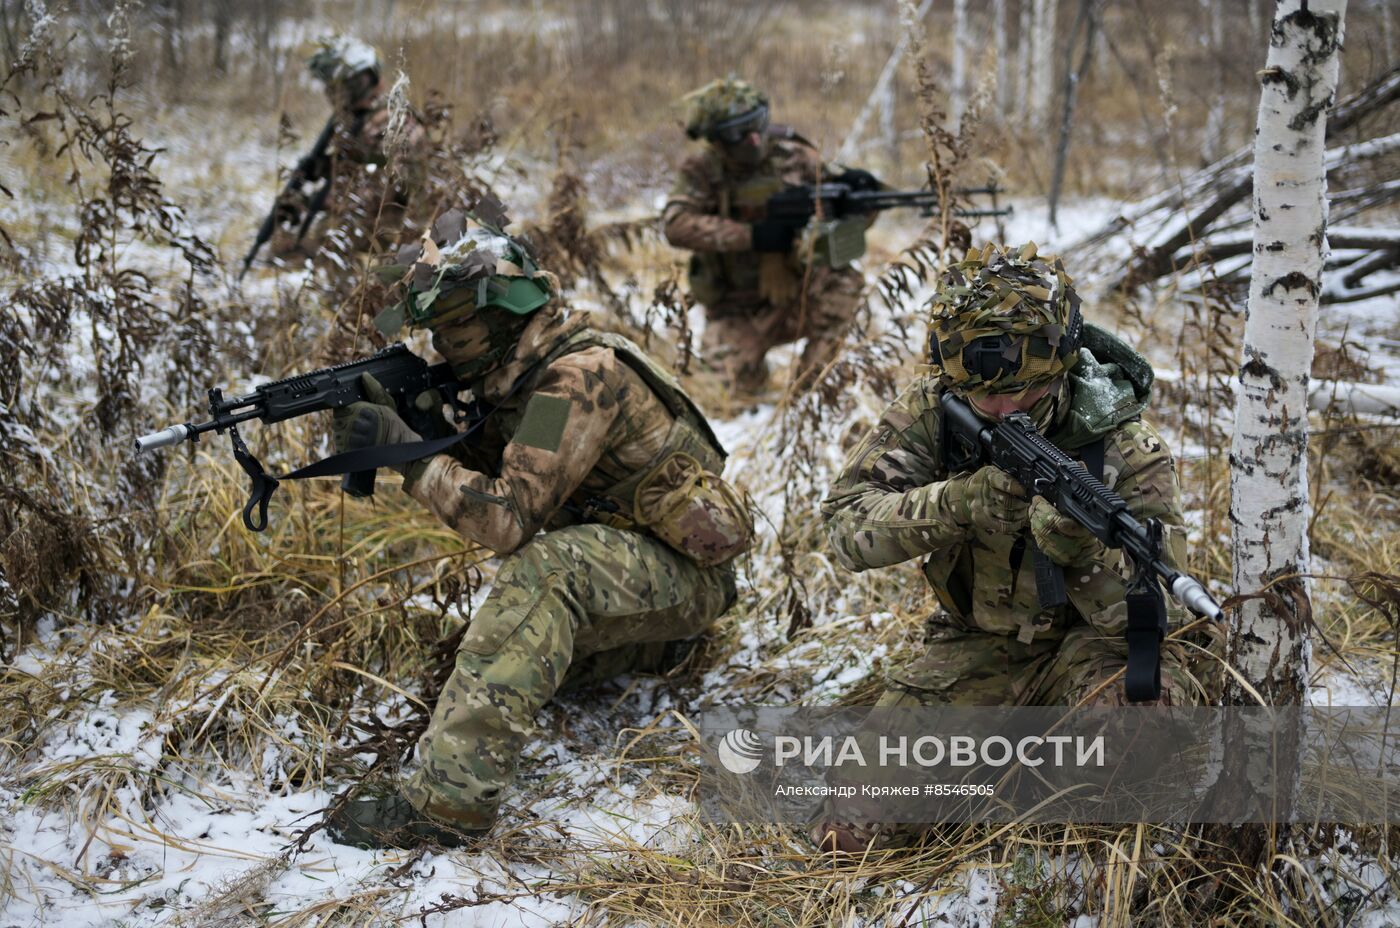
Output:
[2,1,1399,926]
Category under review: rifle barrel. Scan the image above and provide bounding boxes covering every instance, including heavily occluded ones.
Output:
[134,424,193,453]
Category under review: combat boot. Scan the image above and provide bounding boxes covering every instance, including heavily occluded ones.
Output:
[326,786,487,850]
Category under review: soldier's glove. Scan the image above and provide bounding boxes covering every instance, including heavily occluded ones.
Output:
[835,168,881,192]
[944,466,1030,536]
[1029,496,1103,567]
[331,373,430,488]
[750,218,802,253]
[274,189,309,226]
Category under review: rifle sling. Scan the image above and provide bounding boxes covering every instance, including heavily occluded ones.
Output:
[1061,437,1168,704]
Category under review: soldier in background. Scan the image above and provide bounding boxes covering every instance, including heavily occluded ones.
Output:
[815,243,1222,852]
[323,208,752,847]
[662,78,879,396]
[265,35,430,266]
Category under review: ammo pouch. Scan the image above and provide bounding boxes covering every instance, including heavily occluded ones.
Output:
[803,217,868,269]
[632,451,753,568]
[581,418,753,568]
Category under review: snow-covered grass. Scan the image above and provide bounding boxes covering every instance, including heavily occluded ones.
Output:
[4,7,1400,926]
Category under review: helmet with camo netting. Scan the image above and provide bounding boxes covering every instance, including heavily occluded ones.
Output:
[681,78,770,142]
[926,242,1083,392]
[307,35,381,86]
[373,195,554,334]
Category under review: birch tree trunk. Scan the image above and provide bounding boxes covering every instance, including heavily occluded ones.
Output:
[1200,3,1348,879]
[1018,0,1033,122]
[1381,0,1395,69]
[1228,0,1346,710]
[1201,0,1226,162]
[1030,0,1057,128]
[995,0,1010,116]
[951,0,968,130]
[1048,0,1099,228]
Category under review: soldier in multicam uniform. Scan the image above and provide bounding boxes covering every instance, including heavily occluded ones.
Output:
[663,78,879,394]
[323,207,752,848]
[269,35,430,264]
[814,243,1221,852]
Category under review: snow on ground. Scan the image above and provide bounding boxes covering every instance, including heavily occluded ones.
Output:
[4,95,1398,923]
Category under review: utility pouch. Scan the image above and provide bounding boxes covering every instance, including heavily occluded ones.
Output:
[687,252,726,307]
[805,217,867,268]
[632,452,754,568]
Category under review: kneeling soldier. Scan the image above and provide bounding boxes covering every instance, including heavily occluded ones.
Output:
[326,210,752,847]
[816,243,1221,851]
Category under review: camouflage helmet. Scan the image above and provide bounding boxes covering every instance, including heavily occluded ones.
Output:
[926,242,1083,392]
[374,195,553,338]
[307,35,381,86]
[682,78,770,141]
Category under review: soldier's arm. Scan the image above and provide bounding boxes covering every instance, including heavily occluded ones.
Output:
[821,379,971,571]
[404,348,621,554]
[661,158,753,253]
[1065,418,1190,631]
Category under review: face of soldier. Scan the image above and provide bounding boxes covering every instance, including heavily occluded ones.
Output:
[325,71,378,111]
[966,383,1050,419]
[711,105,769,167]
[429,313,496,374]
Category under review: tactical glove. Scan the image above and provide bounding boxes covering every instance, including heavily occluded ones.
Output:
[331,373,430,489]
[1029,496,1103,566]
[750,218,801,253]
[943,466,1029,536]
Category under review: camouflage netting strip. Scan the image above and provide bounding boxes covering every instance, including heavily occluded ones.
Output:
[926,242,1084,390]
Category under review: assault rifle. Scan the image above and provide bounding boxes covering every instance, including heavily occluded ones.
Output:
[239,116,338,280]
[135,344,485,532]
[765,181,1013,224]
[941,392,1223,702]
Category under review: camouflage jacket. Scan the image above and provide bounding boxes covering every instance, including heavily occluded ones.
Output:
[407,305,726,556]
[822,332,1187,642]
[662,129,866,308]
[662,128,830,252]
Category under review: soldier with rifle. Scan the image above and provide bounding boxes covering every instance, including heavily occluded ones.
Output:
[140,204,752,848]
[242,35,428,276]
[662,78,1008,395]
[815,243,1224,852]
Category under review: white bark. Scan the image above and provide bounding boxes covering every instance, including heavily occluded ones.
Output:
[1201,0,1226,162]
[951,0,969,130]
[836,0,936,163]
[995,0,1010,115]
[1029,0,1057,128]
[1229,0,1348,706]
[1381,0,1395,68]
[1018,0,1033,121]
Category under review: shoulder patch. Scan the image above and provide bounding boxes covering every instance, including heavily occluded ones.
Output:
[513,394,572,453]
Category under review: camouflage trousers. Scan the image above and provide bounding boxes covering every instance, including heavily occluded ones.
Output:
[701,266,862,393]
[812,621,1224,852]
[404,523,738,830]
[878,621,1223,709]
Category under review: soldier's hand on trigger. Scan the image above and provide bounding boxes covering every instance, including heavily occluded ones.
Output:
[331,373,425,478]
[946,465,1029,536]
[1029,496,1102,567]
[274,189,310,226]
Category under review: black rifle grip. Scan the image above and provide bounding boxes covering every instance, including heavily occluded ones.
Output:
[342,469,376,499]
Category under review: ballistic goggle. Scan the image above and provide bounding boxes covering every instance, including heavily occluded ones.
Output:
[709,104,770,145]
